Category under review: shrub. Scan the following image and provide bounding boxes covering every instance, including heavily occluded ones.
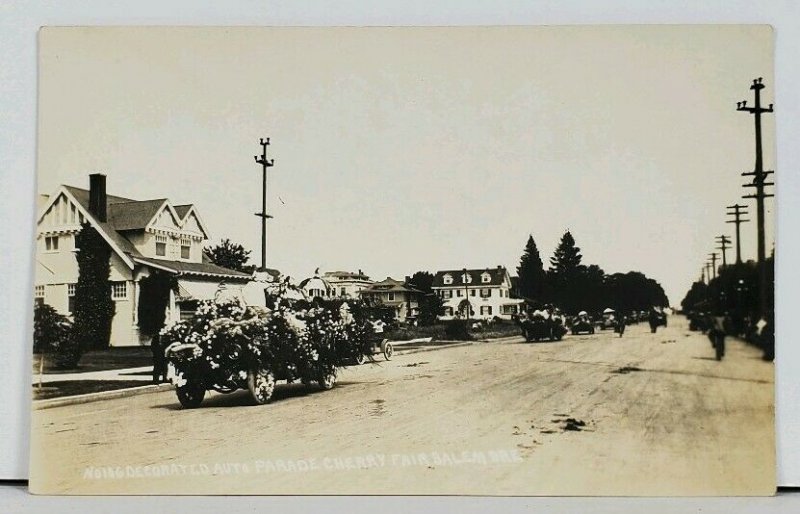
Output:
[444,319,471,341]
[33,303,79,369]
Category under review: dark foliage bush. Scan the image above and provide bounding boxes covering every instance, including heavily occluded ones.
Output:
[444,319,471,340]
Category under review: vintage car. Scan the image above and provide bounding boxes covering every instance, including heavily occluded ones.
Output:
[571,311,595,335]
[599,308,617,330]
[163,295,371,408]
[518,312,568,342]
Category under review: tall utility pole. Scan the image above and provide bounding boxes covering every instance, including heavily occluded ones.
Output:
[716,235,731,268]
[701,267,706,285]
[737,77,774,317]
[705,261,712,283]
[709,252,718,280]
[253,138,275,272]
[726,204,750,264]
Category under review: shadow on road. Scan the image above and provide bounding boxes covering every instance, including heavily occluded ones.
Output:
[151,381,356,410]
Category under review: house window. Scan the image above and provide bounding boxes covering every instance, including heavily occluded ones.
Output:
[443,290,452,299]
[462,273,472,284]
[180,237,191,259]
[481,273,491,283]
[110,281,128,300]
[480,288,491,297]
[480,306,493,316]
[444,307,453,316]
[456,290,462,297]
[155,235,167,256]
[502,304,518,315]
[34,285,45,306]
[45,236,59,251]
[470,289,476,297]
[387,292,396,301]
[443,274,453,285]
[340,287,346,297]
[67,283,77,313]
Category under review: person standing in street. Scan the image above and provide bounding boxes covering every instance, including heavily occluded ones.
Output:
[615,310,626,337]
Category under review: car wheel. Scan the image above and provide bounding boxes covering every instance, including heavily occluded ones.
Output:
[176,381,205,409]
[318,370,337,390]
[247,366,276,405]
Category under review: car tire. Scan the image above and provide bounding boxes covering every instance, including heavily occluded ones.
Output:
[176,381,205,409]
[247,366,276,405]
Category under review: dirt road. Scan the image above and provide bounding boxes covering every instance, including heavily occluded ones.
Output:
[30,317,775,495]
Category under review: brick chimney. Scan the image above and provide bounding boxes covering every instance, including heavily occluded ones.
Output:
[89,173,107,222]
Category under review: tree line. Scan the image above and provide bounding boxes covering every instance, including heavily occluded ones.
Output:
[516,231,669,315]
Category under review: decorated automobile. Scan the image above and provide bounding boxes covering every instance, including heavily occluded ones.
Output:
[161,294,371,408]
[518,310,568,342]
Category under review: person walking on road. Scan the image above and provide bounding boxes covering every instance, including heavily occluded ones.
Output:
[615,310,626,337]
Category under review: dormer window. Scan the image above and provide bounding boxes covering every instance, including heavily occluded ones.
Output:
[45,236,59,252]
[180,237,191,260]
[155,235,167,257]
[443,274,453,285]
[462,273,472,284]
[481,272,491,283]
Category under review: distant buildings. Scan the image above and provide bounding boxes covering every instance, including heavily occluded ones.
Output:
[358,277,424,322]
[35,174,250,347]
[324,270,373,299]
[432,266,524,320]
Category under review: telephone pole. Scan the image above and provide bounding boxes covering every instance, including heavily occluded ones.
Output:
[708,252,718,280]
[726,204,749,264]
[253,138,275,271]
[705,261,712,283]
[715,235,731,268]
[737,77,774,317]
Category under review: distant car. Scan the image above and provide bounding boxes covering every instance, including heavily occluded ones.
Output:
[599,312,617,330]
[571,316,595,335]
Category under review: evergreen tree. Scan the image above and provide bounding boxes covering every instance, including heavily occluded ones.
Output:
[549,231,584,312]
[550,231,583,277]
[205,239,255,273]
[516,235,546,301]
[407,271,445,325]
[72,222,115,357]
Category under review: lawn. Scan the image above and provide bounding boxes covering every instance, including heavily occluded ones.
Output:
[32,348,154,375]
[387,320,522,342]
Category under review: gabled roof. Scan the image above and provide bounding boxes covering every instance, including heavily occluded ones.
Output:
[40,183,219,272]
[432,266,510,288]
[360,277,423,295]
[108,198,168,231]
[173,204,194,219]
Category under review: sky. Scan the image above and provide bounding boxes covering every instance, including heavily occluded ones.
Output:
[37,26,776,306]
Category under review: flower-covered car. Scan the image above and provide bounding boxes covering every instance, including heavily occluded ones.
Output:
[161,295,371,408]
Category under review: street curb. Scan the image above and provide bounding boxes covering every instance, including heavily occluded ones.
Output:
[32,337,519,409]
[395,341,476,355]
[32,383,174,411]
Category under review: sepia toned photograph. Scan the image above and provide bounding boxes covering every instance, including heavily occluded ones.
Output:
[30,25,776,495]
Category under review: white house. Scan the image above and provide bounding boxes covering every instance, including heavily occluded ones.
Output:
[431,266,524,320]
[323,270,373,299]
[35,174,251,347]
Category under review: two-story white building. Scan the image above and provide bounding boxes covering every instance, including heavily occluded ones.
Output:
[431,266,524,320]
[323,270,373,299]
[35,174,251,347]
